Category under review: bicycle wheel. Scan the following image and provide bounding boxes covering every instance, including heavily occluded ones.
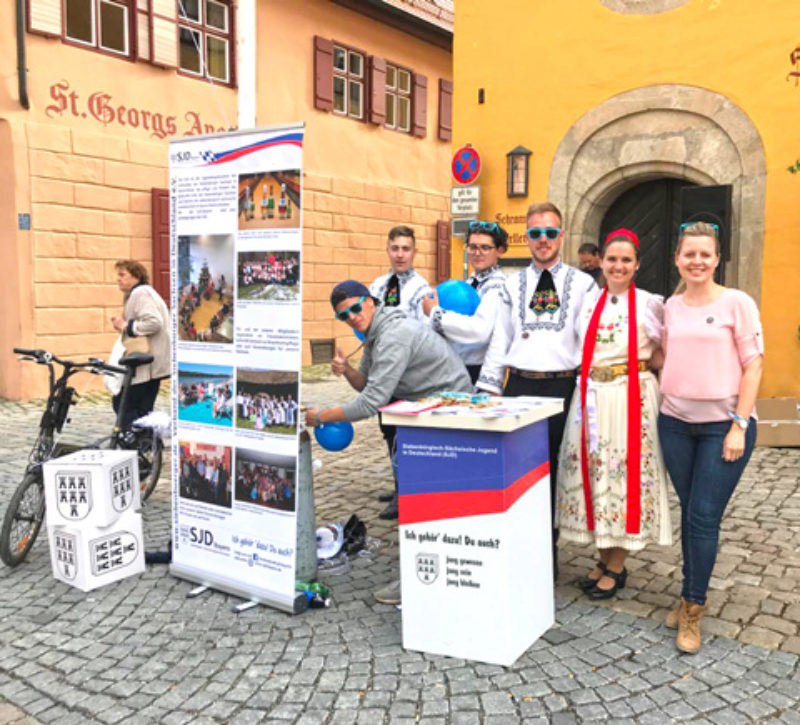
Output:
[0,470,46,567]
[128,429,163,501]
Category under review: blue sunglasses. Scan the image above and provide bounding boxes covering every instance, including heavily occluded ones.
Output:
[680,222,719,234]
[468,221,499,234]
[526,227,562,241]
[335,295,366,321]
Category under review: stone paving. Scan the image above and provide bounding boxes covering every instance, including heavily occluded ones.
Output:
[0,374,799,723]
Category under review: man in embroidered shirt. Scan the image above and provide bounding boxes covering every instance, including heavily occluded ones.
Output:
[477,202,597,580]
[369,226,432,322]
[369,225,434,517]
[422,221,509,384]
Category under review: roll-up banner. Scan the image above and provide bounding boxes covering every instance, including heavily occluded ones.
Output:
[168,124,305,613]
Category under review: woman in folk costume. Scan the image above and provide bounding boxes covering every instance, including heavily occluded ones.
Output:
[557,229,672,599]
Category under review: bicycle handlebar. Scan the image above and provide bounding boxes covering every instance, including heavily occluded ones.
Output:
[13,348,126,375]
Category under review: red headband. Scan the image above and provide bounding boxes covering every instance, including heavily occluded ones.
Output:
[605,228,639,248]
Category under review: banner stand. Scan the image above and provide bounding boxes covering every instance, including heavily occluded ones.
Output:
[170,562,308,614]
[169,124,307,614]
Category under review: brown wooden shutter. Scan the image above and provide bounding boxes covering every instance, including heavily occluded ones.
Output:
[150,0,178,69]
[438,79,453,142]
[28,0,62,36]
[436,220,451,284]
[151,188,171,306]
[314,36,334,112]
[369,56,386,125]
[412,73,428,138]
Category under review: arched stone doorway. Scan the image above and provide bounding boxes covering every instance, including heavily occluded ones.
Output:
[599,177,691,297]
[549,85,766,302]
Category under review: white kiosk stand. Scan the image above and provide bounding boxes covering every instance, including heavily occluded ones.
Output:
[382,400,562,666]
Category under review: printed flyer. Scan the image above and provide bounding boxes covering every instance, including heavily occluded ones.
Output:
[168,125,304,612]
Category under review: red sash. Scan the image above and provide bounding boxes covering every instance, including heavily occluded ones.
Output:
[579,284,642,534]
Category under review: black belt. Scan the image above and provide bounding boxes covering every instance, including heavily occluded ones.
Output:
[509,367,578,380]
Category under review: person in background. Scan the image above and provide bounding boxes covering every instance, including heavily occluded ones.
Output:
[578,242,604,286]
[110,260,170,429]
[657,221,763,654]
[422,221,509,384]
[370,226,434,517]
[557,229,672,601]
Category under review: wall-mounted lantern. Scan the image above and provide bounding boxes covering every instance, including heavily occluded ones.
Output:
[506,145,532,198]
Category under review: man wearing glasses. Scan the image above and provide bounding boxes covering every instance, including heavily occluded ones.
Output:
[369,226,433,322]
[476,202,597,580]
[305,280,471,604]
[421,221,509,384]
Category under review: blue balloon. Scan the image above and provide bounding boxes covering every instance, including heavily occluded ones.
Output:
[437,279,480,316]
[354,329,365,342]
[314,421,354,452]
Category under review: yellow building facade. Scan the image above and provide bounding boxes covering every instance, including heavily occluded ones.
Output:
[2,0,452,399]
[452,0,800,397]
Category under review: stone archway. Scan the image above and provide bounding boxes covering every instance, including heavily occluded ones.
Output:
[549,85,766,301]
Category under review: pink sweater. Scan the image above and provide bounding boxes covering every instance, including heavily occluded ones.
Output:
[660,289,763,423]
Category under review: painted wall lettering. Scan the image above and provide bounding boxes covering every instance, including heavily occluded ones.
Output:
[45,80,231,139]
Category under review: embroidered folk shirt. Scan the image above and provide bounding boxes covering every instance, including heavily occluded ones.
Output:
[476,261,597,394]
[430,265,507,366]
[369,268,432,323]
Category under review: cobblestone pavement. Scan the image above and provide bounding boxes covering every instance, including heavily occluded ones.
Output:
[1,375,799,723]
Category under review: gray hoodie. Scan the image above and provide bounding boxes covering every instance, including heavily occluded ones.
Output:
[341,304,472,421]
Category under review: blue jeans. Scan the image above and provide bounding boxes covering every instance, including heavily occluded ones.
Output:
[657,413,756,605]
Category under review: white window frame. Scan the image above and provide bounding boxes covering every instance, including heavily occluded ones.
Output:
[64,0,131,57]
[384,62,412,133]
[178,0,231,83]
[332,44,365,120]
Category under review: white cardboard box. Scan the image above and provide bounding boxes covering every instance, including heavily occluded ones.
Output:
[48,509,145,592]
[44,449,140,528]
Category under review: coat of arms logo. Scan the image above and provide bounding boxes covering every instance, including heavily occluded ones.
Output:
[55,471,92,520]
[416,553,439,584]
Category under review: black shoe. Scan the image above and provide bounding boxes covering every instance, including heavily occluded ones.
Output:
[378,495,398,520]
[586,567,627,600]
[578,561,607,592]
[377,490,394,503]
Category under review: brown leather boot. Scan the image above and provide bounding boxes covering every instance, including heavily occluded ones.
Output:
[676,598,705,654]
[665,604,680,629]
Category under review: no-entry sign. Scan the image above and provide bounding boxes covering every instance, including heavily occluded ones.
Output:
[452,146,481,185]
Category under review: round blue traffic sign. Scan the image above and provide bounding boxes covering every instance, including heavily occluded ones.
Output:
[452,146,481,185]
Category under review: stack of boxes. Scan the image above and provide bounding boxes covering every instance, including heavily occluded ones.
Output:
[44,449,145,591]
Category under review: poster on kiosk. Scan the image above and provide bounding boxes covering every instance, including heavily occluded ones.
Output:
[168,124,304,613]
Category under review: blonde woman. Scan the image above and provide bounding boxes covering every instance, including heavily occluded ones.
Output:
[658,222,763,654]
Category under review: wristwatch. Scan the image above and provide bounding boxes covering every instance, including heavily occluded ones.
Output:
[728,412,749,430]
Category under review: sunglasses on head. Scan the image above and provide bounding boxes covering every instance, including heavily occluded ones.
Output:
[335,295,366,321]
[679,222,719,234]
[526,227,562,241]
[468,221,499,234]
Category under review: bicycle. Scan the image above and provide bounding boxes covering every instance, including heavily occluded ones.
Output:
[0,348,165,567]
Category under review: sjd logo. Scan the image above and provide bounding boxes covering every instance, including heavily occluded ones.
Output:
[190,527,214,546]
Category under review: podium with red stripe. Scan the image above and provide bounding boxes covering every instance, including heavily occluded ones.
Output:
[383,400,562,666]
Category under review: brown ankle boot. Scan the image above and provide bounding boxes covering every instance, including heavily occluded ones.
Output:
[665,604,680,629]
[676,598,705,654]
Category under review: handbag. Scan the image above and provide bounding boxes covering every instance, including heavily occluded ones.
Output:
[103,336,126,395]
[122,332,151,355]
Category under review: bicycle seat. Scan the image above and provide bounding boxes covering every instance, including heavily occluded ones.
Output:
[119,352,155,368]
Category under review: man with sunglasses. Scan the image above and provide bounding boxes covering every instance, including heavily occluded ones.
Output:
[305,280,471,604]
[476,202,597,580]
[421,221,509,383]
[369,226,433,322]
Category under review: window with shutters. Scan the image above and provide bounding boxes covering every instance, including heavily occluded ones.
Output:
[62,0,132,57]
[178,0,232,83]
[332,44,365,120]
[313,36,436,139]
[384,63,411,133]
[28,0,235,84]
